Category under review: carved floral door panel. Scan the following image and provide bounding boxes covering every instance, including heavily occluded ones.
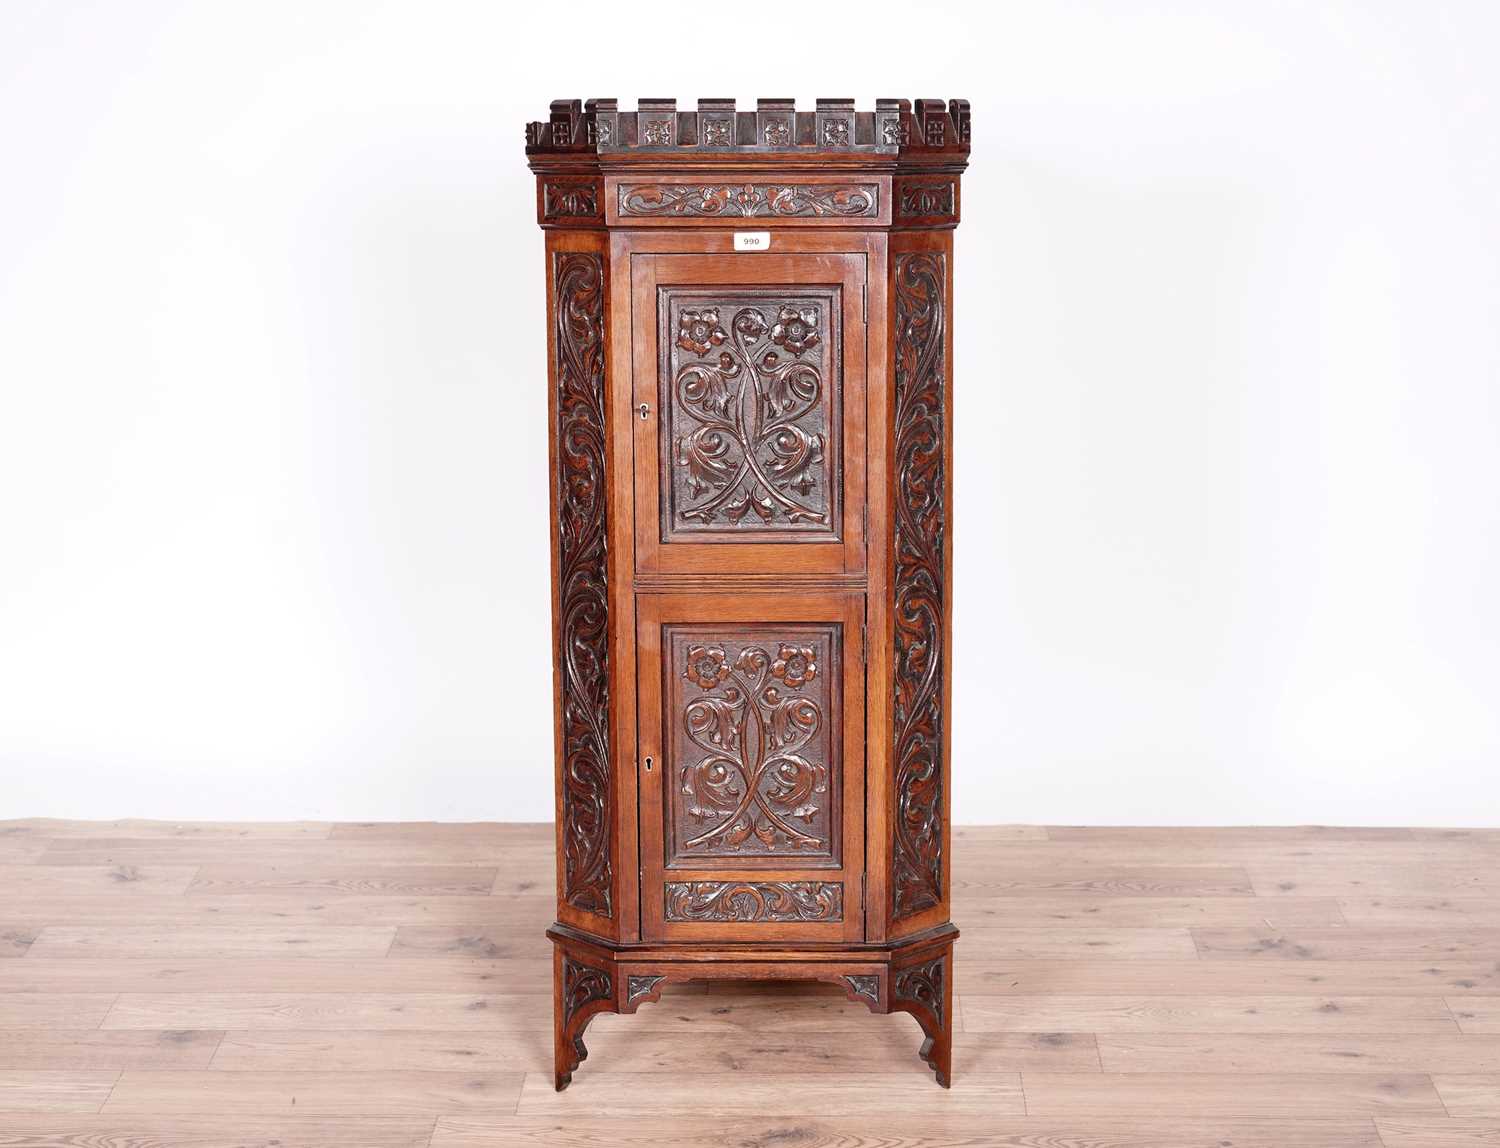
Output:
[637,592,865,942]
[631,253,867,575]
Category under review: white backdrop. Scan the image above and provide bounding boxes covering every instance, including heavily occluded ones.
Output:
[2,1,1497,825]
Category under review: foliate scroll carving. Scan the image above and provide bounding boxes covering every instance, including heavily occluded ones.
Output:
[890,253,947,921]
[543,179,602,222]
[893,956,946,1024]
[626,974,666,1004]
[662,289,840,538]
[553,252,613,918]
[668,627,838,859]
[562,956,613,1026]
[844,974,881,1004]
[664,881,844,922]
[619,183,879,219]
[897,179,957,220]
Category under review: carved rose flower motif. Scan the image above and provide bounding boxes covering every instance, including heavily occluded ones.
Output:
[770,306,819,356]
[770,644,818,688]
[677,309,727,357]
[683,645,732,689]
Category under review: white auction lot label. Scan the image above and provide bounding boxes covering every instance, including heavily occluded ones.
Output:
[733,231,771,252]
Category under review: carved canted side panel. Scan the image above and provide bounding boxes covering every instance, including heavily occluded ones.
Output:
[666,624,840,863]
[890,253,947,921]
[619,183,879,219]
[663,881,843,922]
[552,252,613,918]
[659,288,842,541]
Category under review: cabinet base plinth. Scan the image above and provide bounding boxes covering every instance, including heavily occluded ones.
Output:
[547,923,958,1090]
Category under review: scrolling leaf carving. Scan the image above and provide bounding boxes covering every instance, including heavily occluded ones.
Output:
[664,293,838,536]
[671,630,835,858]
[893,955,946,1025]
[890,253,947,920]
[664,881,843,923]
[621,183,879,219]
[553,252,613,918]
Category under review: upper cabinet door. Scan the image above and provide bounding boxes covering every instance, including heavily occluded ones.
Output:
[632,252,867,575]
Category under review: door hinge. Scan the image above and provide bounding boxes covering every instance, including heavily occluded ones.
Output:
[861,281,867,322]
[860,874,867,912]
[860,620,867,666]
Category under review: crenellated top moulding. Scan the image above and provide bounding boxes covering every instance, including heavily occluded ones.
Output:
[525,98,970,161]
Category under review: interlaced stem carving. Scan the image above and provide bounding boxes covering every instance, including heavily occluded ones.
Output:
[669,300,833,531]
[678,641,830,853]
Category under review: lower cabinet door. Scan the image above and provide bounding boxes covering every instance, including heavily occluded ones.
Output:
[637,591,866,942]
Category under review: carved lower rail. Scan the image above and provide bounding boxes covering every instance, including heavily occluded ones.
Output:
[547,926,956,1090]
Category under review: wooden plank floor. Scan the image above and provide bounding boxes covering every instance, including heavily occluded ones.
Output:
[0,821,1495,1146]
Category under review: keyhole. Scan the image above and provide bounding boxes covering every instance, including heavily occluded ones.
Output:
[643,756,654,773]
[638,403,650,421]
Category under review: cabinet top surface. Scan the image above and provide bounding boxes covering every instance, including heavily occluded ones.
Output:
[525,98,970,168]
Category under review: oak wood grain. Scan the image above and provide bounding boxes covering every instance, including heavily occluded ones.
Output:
[0,1031,222,1070]
[2,820,1495,1146]
[26,927,399,959]
[1432,1076,1500,1117]
[0,995,118,1030]
[1374,1116,1500,1145]
[1190,927,1500,961]
[1096,1032,1500,1074]
[962,958,1500,995]
[100,994,551,1032]
[0,1116,435,1147]
[0,866,199,897]
[963,994,1461,1033]
[1452,999,1500,1033]
[186,865,500,897]
[432,1116,1384,1147]
[1019,1071,1447,1116]
[0,958,550,994]
[101,1070,524,1114]
[514,1071,1022,1116]
[0,1070,119,1113]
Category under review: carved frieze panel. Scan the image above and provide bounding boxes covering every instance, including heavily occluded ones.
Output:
[659,287,842,541]
[552,252,613,918]
[664,881,843,922]
[619,183,879,219]
[890,253,947,921]
[665,624,840,863]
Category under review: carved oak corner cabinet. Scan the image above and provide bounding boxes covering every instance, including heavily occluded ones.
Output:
[526,97,968,1090]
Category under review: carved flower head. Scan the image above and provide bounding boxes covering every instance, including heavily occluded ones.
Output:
[770,644,818,688]
[770,306,819,356]
[677,309,727,357]
[683,645,732,689]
